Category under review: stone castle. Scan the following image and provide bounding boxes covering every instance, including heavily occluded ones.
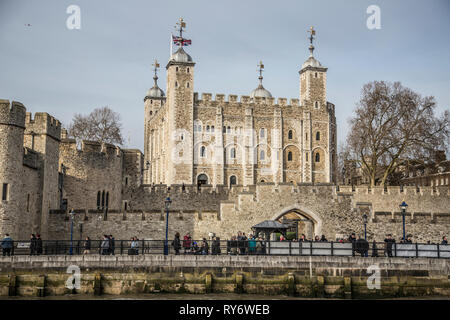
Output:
[0,22,449,242]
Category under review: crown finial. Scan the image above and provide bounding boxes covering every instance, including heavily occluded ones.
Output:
[152,59,160,85]
[308,26,316,56]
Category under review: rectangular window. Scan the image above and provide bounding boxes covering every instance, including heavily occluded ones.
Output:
[2,183,7,201]
[27,194,30,212]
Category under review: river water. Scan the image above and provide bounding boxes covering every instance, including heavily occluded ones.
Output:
[1,293,449,300]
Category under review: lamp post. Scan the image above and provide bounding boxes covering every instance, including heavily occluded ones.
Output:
[69,209,75,255]
[399,201,408,242]
[164,196,172,255]
[362,213,368,241]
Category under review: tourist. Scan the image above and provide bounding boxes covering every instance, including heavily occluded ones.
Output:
[1,234,13,256]
[255,237,262,254]
[279,234,286,241]
[29,234,36,256]
[183,232,192,254]
[442,236,448,245]
[201,238,209,255]
[405,234,413,244]
[320,235,327,242]
[229,236,238,255]
[242,232,248,254]
[109,234,115,255]
[384,234,395,257]
[348,233,357,243]
[237,231,244,255]
[314,235,320,242]
[192,241,200,254]
[248,235,256,254]
[83,237,91,254]
[299,234,307,242]
[172,232,181,255]
[211,236,221,255]
[371,239,378,257]
[36,234,43,255]
[355,235,369,257]
[101,235,110,255]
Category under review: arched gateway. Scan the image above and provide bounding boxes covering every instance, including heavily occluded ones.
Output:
[270,205,322,240]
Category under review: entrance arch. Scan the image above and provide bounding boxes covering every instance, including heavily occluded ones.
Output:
[197,173,208,185]
[270,205,322,239]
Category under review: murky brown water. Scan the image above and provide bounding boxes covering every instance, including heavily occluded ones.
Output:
[1,294,449,300]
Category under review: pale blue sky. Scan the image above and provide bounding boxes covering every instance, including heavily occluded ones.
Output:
[0,0,449,150]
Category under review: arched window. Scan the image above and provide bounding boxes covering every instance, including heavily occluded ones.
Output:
[101,190,105,208]
[315,152,320,162]
[187,82,190,88]
[176,67,179,72]
[306,152,309,161]
[206,125,210,132]
[260,150,265,161]
[315,72,318,78]
[227,126,231,134]
[230,147,236,159]
[316,131,320,141]
[260,128,265,138]
[230,175,237,186]
[175,81,178,88]
[200,146,206,158]
[211,126,215,132]
[125,177,128,186]
[288,151,293,161]
[106,192,109,208]
[288,130,293,140]
[223,126,226,133]
[315,101,319,109]
[306,133,308,141]
[187,67,190,73]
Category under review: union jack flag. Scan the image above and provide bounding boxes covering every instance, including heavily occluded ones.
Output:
[172,35,192,46]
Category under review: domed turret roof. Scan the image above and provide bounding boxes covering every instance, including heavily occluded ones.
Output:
[250,84,272,98]
[302,55,322,69]
[170,47,193,63]
[145,59,165,99]
[250,61,272,99]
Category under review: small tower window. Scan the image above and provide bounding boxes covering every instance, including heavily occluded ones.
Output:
[175,81,178,88]
[260,150,265,161]
[200,146,206,158]
[223,126,226,133]
[206,125,210,132]
[288,130,293,140]
[227,126,231,134]
[176,67,179,72]
[315,153,320,162]
[316,132,320,141]
[315,72,318,78]
[187,82,190,88]
[260,128,265,138]
[150,100,153,104]
[211,126,215,133]
[96,191,101,208]
[288,152,293,162]
[230,175,237,186]
[315,101,319,109]
[306,153,309,161]
[230,147,236,159]
[187,67,190,73]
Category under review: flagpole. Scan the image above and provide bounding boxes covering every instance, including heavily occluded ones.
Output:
[170,33,173,56]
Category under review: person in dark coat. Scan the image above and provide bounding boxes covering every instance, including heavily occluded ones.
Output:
[442,236,448,245]
[172,232,181,255]
[355,236,369,257]
[109,235,115,255]
[384,234,395,257]
[201,238,209,255]
[35,234,43,255]
[371,240,379,257]
[320,235,327,242]
[29,234,36,256]
[83,237,91,255]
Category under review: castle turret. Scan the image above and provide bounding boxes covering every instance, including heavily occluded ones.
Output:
[299,27,334,183]
[165,18,196,184]
[0,99,26,238]
[144,60,166,184]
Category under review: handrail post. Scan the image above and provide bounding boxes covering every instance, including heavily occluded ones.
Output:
[394,243,397,257]
[289,241,291,256]
[120,240,123,255]
[142,240,144,255]
[437,244,440,259]
[415,243,419,258]
[331,241,334,256]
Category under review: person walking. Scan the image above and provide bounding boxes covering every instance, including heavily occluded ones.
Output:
[109,235,115,255]
[30,234,37,256]
[183,232,192,254]
[1,234,13,256]
[83,237,91,255]
[384,234,395,257]
[172,232,181,255]
[35,234,43,255]
[101,235,110,255]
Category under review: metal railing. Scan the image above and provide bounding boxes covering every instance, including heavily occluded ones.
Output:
[1,240,449,258]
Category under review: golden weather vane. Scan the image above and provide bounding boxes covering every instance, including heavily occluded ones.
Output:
[308,26,316,56]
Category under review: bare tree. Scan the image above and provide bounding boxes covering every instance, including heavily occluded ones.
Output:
[68,106,124,145]
[346,81,449,187]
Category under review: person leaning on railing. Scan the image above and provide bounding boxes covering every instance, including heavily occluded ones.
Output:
[1,234,13,256]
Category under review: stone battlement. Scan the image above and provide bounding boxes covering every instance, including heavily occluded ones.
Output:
[60,139,121,157]
[25,112,61,140]
[0,99,26,128]
[194,92,300,108]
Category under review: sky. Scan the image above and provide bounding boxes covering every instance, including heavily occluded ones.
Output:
[0,0,449,150]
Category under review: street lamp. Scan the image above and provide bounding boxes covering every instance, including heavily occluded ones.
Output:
[362,213,368,241]
[69,209,75,255]
[164,196,172,255]
[399,201,408,242]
